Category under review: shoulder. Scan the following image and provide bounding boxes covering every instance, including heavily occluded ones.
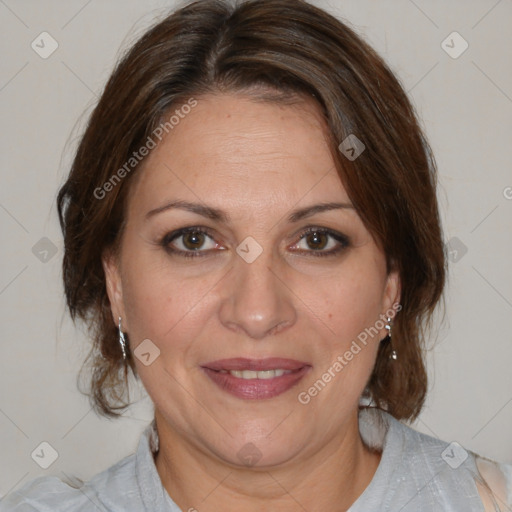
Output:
[475,456,512,511]
[357,408,511,511]
[381,410,512,511]
[0,453,139,512]
[394,417,512,510]
[0,475,92,512]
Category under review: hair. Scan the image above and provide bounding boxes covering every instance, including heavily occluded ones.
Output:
[57,0,445,421]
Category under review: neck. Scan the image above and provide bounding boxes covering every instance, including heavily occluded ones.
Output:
[154,409,381,512]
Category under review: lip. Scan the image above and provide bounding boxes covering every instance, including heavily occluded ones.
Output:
[203,357,308,372]
[201,358,311,400]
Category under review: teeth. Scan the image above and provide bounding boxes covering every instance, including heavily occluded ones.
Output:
[227,369,292,379]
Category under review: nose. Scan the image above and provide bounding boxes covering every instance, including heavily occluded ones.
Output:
[218,252,297,339]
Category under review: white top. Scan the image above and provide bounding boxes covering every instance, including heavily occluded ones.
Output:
[1,408,511,511]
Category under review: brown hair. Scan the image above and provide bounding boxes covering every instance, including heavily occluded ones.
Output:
[57,0,445,420]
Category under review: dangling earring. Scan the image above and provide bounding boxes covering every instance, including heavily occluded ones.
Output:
[118,316,128,360]
[386,317,398,360]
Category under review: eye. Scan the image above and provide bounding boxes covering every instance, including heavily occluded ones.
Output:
[161,227,222,257]
[290,227,349,257]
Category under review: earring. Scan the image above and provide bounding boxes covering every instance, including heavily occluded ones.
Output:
[386,317,398,360]
[118,316,128,360]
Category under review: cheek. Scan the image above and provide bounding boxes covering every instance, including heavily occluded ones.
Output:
[298,275,384,414]
[121,263,214,407]
[309,267,386,345]
[120,253,200,346]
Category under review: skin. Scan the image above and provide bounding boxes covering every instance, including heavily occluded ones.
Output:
[103,93,400,511]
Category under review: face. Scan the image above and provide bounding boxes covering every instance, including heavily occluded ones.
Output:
[104,93,399,468]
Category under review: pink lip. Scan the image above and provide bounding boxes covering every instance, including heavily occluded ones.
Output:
[201,358,311,400]
[203,357,308,372]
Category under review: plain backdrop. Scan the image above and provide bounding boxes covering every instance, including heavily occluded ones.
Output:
[1,0,511,498]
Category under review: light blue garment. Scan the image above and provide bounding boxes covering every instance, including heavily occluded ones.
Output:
[352,409,512,511]
[1,408,510,511]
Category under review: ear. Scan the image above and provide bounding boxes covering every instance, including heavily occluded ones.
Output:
[383,269,401,312]
[379,269,401,339]
[102,249,127,328]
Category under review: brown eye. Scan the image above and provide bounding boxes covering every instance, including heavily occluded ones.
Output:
[162,228,219,256]
[289,227,350,257]
[305,231,328,250]
[182,231,206,250]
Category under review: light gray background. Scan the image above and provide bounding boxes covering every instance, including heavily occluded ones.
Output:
[1,0,511,498]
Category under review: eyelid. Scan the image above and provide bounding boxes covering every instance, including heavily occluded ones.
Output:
[289,226,350,256]
[159,225,350,259]
[162,226,217,245]
[161,226,224,257]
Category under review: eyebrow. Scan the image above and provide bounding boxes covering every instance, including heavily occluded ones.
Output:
[287,202,354,222]
[145,200,227,222]
[145,200,354,223]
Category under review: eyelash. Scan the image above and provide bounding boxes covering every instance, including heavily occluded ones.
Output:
[159,226,350,259]
[160,226,220,259]
[290,227,350,258]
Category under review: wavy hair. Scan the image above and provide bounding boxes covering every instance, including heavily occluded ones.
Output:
[57,0,445,420]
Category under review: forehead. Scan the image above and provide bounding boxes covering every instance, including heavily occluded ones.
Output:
[128,93,350,212]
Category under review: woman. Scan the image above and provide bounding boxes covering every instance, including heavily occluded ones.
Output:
[1,0,510,510]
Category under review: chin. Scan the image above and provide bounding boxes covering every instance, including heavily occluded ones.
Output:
[214,435,303,470]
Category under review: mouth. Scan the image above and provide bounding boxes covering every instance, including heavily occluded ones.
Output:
[201,358,311,400]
